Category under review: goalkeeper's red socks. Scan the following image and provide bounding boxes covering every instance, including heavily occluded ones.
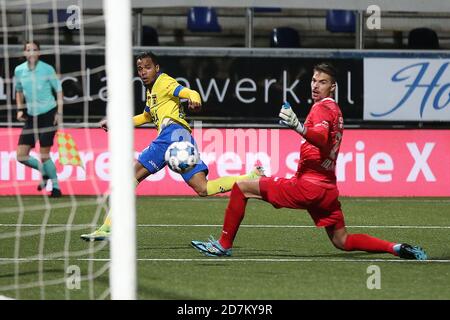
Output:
[344,233,396,255]
[219,183,248,249]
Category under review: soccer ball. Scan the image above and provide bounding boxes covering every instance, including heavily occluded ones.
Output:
[165,141,199,174]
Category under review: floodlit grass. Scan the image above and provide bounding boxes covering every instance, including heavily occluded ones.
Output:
[0,196,449,300]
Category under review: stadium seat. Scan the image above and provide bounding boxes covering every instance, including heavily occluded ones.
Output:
[408,28,440,49]
[47,9,70,23]
[270,27,301,48]
[326,10,356,33]
[253,7,281,13]
[47,9,75,44]
[187,7,222,32]
[142,26,159,46]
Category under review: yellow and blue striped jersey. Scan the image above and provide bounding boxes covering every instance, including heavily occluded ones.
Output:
[140,73,191,134]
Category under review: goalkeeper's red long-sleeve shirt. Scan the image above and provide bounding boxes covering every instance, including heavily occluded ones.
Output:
[296,97,344,188]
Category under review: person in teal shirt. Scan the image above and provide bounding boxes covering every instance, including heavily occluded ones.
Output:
[14,41,64,197]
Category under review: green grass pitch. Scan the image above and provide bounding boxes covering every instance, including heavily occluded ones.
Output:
[0,196,449,300]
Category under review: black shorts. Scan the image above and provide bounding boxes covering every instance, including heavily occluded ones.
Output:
[18,108,57,148]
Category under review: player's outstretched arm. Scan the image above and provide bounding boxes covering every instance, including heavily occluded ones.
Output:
[133,110,151,127]
[178,87,202,112]
[100,111,150,132]
[279,102,306,135]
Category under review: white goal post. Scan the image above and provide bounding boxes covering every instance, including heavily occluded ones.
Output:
[103,0,136,300]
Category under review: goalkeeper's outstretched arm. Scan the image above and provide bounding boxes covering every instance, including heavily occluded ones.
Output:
[279,101,306,135]
[279,102,329,149]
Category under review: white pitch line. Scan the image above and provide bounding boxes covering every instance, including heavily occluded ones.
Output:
[139,258,450,263]
[137,224,450,229]
[0,224,94,227]
[343,198,450,203]
[33,197,443,203]
[1,197,448,204]
[0,257,448,263]
[143,197,450,203]
[0,223,450,229]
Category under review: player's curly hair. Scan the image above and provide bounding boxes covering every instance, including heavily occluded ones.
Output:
[136,51,159,66]
[313,63,337,83]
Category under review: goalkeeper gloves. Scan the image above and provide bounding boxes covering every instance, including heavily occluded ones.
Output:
[279,101,305,135]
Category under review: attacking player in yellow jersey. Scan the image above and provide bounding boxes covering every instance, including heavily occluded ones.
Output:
[81,51,264,241]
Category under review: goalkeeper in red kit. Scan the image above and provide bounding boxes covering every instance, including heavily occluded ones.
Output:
[191,63,427,260]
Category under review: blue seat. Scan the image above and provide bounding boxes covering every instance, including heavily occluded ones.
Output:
[48,9,76,44]
[187,7,221,32]
[253,7,281,13]
[47,9,71,24]
[326,10,355,33]
[270,27,300,48]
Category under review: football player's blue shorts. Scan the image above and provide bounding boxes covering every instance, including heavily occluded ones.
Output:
[137,123,208,182]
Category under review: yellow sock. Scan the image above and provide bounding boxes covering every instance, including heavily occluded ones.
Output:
[99,179,139,231]
[206,174,249,196]
[104,215,111,227]
[98,214,111,232]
